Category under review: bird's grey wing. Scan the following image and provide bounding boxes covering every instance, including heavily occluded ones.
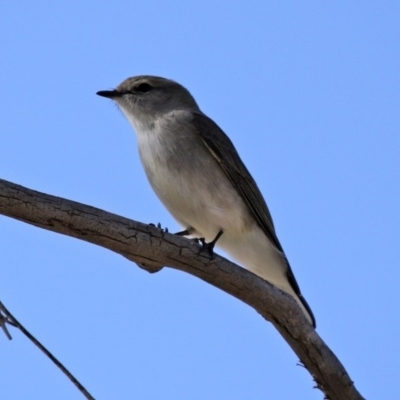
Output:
[188,111,316,327]
[189,111,303,295]
[189,112,282,250]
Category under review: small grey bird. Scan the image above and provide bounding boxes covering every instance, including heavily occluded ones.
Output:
[97,76,316,328]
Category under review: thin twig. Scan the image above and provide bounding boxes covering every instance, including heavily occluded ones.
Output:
[0,301,95,400]
[0,307,16,339]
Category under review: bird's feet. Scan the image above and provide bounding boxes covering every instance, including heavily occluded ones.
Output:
[149,222,169,233]
[157,225,223,257]
[198,230,224,256]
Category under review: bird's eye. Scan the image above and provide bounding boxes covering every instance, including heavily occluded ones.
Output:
[135,83,152,93]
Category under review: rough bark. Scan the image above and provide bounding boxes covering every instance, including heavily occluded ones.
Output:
[0,178,365,400]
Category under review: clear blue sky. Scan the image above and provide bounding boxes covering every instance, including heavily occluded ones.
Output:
[1,2,399,399]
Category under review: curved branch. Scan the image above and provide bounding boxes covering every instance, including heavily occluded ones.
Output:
[0,178,365,400]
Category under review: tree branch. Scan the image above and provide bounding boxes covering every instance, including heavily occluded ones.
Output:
[0,178,365,400]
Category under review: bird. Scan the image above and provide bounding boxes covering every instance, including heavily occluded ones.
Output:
[97,76,316,328]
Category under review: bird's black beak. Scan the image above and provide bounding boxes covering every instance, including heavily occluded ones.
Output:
[96,90,123,99]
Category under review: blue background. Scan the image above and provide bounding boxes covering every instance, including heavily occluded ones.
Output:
[1,2,399,399]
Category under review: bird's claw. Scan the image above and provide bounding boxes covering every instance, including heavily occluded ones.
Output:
[199,237,216,256]
[198,230,223,256]
[149,222,169,233]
